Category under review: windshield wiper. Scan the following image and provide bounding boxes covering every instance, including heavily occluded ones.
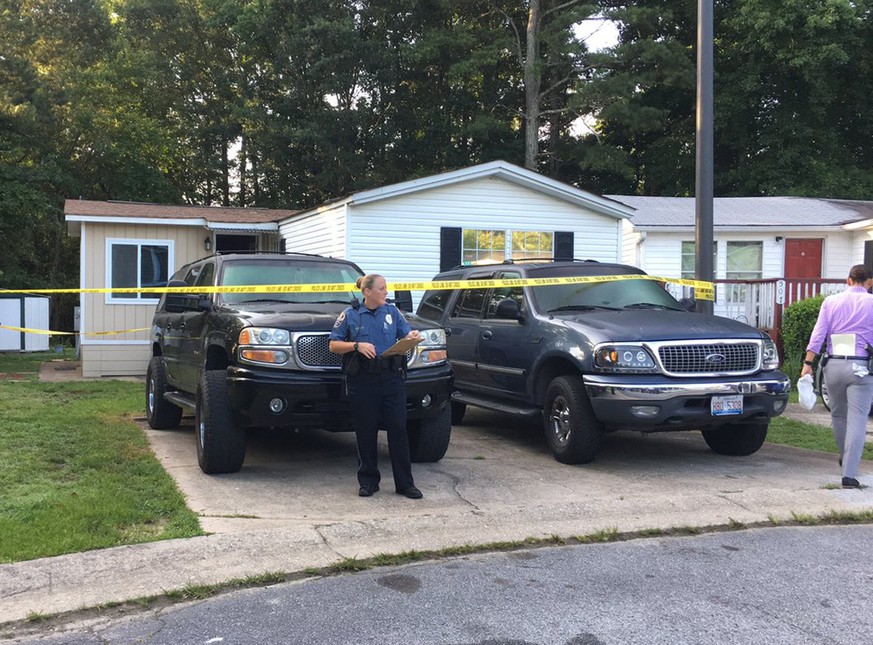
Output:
[623,303,682,311]
[547,304,622,313]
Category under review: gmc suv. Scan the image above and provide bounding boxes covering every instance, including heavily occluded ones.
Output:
[416,260,790,464]
[147,253,453,474]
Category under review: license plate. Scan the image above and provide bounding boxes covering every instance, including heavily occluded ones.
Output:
[711,394,743,416]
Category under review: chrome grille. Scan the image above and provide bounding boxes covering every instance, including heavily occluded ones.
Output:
[658,342,759,375]
[296,334,341,368]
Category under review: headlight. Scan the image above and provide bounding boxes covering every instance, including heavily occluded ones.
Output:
[419,328,446,346]
[239,327,291,346]
[762,337,780,370]
[409,328,447,368]
[594,344,657,372]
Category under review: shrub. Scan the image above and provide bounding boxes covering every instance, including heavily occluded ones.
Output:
[781,294,825,368]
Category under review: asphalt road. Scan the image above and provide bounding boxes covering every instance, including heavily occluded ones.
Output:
[7,524,873,644]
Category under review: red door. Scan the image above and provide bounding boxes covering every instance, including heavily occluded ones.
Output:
[784,239,823,305]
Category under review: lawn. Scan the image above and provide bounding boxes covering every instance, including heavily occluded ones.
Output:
[0,352,202,563]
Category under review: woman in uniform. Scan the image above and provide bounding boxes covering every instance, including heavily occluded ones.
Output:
[329,274,423,498]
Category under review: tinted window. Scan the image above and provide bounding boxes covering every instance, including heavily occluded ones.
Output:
[451,289,487,319]
[418,290,453,322]
[485,287,525,319]
[195,263,215,287]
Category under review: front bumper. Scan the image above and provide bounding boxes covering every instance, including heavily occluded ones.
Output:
[584,371,790,430]
[226,363,453,430]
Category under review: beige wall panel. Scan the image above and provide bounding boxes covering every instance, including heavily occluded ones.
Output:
[82,221,207,376]
[81,345,150,377]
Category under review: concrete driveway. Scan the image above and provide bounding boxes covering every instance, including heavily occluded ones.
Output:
[148,406,871,542]
[3,401,872,625]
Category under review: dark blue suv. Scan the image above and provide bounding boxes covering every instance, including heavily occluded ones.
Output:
[416,260,790,464]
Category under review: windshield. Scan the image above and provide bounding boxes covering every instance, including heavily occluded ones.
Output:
[531,274,683,313]
[219,260,361,305]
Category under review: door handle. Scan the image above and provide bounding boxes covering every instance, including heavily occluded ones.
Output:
[482,330,492,340]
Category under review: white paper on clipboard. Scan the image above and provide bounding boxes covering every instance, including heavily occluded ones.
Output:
[831,333,857,355]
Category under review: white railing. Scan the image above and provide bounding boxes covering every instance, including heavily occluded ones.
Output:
[716,279,846,329]
[668,279,847,330]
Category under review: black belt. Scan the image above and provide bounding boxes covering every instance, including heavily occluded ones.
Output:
[827,355,868,361]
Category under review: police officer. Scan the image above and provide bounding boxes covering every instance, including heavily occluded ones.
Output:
[329,274,423,498]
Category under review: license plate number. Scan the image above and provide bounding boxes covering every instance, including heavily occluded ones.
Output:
[711,394,743,416]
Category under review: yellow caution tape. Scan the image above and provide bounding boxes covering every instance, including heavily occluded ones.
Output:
[2,274,714,337]
[0,325,150,336]
[1,274,714,300]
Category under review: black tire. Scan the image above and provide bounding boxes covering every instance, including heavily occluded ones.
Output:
[543,375,602,464]
[408,404,452,463]
[195,370,246,474]
[146,357,183,429]
[702,421,768,456]
[450,401,467,425]
[815,364,831,411]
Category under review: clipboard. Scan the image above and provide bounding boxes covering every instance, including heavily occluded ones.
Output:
[380,337,423,357]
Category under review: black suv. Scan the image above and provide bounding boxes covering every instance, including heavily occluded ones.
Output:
[417,260,790,464]
[147,253,453,474]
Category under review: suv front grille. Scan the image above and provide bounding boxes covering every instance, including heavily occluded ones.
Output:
[296,334,342,369]
[657,342,759,375]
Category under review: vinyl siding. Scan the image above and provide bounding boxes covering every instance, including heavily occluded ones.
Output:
[279,204,347,258]
[346,176,622,284]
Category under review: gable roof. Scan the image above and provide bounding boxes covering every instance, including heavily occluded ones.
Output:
[607,195,873,230]
[64,199,295,235]
[314,160,634,220]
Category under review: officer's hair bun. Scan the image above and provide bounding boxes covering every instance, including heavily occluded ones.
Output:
[357,274,382,291]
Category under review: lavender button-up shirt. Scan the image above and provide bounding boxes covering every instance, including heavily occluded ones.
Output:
[806,286,873,356]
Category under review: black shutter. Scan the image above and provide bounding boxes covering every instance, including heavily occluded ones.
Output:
[554,231,574,261]
[440,227,462,272]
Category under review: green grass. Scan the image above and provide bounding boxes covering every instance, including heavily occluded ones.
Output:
[0,378,202,563]
[0,348,76,378]
[767,415,873,460]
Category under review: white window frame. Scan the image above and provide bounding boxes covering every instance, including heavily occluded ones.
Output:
[725,240,763,304]
[105,238,175,305]
[462,228,555,265]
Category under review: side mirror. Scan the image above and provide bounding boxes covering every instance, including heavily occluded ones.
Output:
[393,290,414,312]
[495,298,522,321]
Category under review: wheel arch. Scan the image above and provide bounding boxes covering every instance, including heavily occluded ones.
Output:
[531,356,583,407]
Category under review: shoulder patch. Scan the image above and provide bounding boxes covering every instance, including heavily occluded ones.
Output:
[333,311,346,328]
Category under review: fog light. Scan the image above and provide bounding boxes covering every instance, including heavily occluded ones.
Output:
[269,398,285,414]
[773,398,787,414]
[631,405,660,418]
[421,394,432,408]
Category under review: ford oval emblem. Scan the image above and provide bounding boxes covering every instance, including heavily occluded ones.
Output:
[705,353,727,365]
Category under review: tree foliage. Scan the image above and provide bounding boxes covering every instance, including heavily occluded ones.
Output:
[1,0,871,326]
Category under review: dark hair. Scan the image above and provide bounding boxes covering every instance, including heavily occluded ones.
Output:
[356,274,383,291]
[848,264,872,284]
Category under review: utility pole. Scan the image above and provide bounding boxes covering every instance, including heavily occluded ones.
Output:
[695,0,714,315]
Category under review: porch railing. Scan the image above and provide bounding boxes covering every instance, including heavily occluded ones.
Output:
[668,278,846,331]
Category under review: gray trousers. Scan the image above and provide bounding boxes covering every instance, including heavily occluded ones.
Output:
[823,359,873,479]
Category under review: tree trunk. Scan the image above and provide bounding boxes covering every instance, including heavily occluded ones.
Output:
[524,0,542,170]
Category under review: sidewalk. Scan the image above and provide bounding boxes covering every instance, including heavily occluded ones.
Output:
[2,365,872,630]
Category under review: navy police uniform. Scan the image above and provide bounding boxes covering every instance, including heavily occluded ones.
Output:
[330,302,414,491]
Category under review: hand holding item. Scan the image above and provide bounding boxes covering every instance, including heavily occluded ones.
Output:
[797,373,816,411]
